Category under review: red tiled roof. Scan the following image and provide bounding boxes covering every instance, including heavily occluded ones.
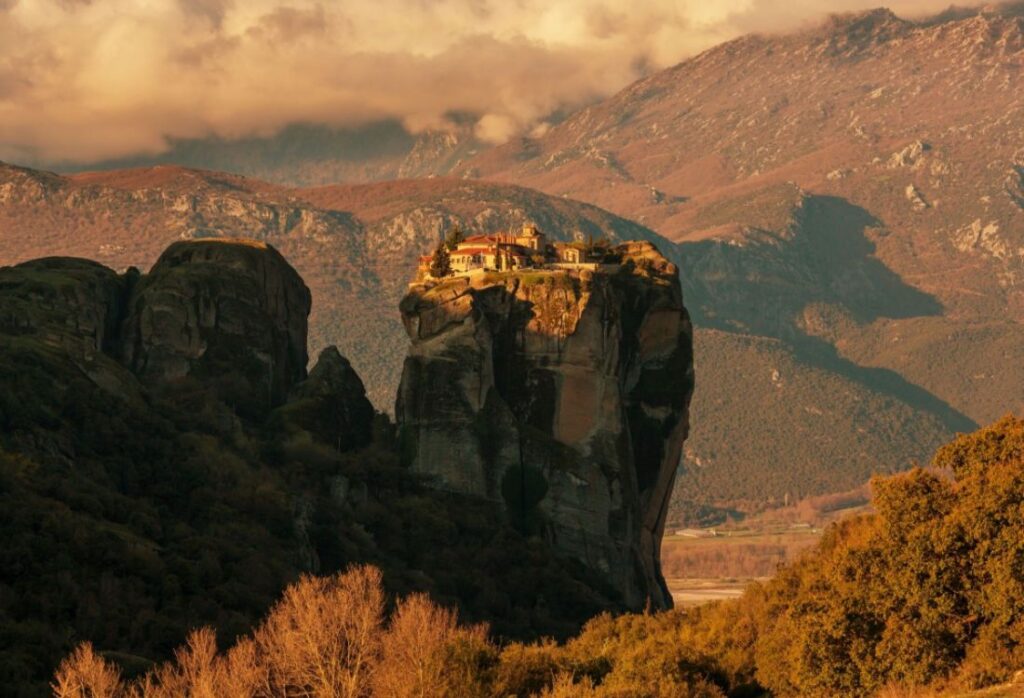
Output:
[452,247,497,255]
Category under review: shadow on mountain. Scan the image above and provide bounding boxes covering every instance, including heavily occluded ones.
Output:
[798,195,942,321]
[55,121,419,174]
[677,193,977,434]
[789,331,978,433]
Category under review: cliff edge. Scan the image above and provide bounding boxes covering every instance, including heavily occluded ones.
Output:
[395,241,694,608]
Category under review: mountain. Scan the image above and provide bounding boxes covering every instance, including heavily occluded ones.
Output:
[449,5,1024,510]
[50,119,484,188]
[0,162,662,411]
[460,7,1024,251]
[1,157,969,513]
[10,7,1020,512]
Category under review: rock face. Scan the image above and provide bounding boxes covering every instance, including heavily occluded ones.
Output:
[286,346,376,452]
[0,257,131,359]
[395,241,694,609]
[120,240,312,412]
[0,257,143,408]
[0,240,321,422]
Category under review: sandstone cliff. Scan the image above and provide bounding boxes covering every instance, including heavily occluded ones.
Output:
[395,241,694,608]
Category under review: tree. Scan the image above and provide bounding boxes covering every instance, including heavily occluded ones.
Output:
[51,642,124,698]
[429,243,451,278]
[444,225,466,251]
[372,593,491,698]
[256,566,384,698]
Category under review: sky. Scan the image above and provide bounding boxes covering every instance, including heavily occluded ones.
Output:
[0,0,971,163]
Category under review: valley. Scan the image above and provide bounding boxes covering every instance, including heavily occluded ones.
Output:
[664,485,872,605]
[3,3,1024,696]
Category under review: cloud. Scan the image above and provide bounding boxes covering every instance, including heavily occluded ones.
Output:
[0,0,972,163]
[475,113,520,144]
[178,0,234,28]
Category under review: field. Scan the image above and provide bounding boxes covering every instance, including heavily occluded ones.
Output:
[663,487,873,606]
[663,526,822,607]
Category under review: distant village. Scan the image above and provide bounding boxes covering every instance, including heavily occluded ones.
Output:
[417,224,616,279]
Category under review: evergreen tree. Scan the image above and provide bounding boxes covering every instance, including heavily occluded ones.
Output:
[429,243,451,278]
[444,225,466,251]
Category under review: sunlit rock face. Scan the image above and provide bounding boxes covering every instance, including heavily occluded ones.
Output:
[395,241,694,609]
[120,239,312,413]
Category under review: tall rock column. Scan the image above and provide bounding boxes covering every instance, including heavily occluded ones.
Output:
[395,242,694,609]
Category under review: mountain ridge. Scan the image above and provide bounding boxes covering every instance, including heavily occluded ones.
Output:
[450,2,1024,511]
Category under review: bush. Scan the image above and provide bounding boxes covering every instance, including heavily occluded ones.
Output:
[53,566,728,698]
[748,416,1024,696]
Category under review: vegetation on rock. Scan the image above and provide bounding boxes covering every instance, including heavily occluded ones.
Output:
[429,242,452,278]
[444,225,466,251]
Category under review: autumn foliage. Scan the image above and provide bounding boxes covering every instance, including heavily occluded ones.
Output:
[53,565,493,698]
[671,415,1024,696]
[53,565,734,697]
[54,416,1024,697]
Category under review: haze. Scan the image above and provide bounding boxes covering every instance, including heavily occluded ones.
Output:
[0,0,966,163]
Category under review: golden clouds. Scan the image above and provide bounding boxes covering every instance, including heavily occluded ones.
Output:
[0,0,962,162]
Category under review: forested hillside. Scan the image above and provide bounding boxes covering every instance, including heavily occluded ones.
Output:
[0,242,619,696]
[52,416,1024,697]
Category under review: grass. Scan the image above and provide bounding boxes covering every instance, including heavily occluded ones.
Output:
[662,526,822,580]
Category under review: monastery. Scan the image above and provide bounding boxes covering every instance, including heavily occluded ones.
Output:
[418,224,595,277]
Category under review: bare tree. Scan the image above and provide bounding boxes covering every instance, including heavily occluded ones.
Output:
[255,565,384,698]
[52,642,124,698]
[372,593,488,698]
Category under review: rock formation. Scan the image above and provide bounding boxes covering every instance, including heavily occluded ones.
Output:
[0,257,130,359]
[0,257,143,408]
[284,346,376,452]
[395,241,694,609]
[0,240,334,423]
[120,240,312,412]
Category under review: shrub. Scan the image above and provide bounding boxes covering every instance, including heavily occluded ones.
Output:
[51,643,123,698]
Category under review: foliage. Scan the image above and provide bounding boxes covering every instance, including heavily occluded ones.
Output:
[444,225,466,251]
[666,416,1024,696]
[0,341,616,696]
[48,415,1024,698]
[743,415,1024,696]
[429,243,452,278]
[52,568,724,698]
